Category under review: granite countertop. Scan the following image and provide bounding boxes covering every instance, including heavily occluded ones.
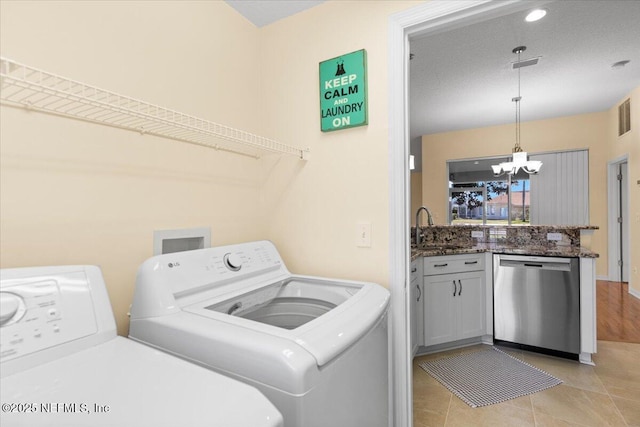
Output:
[411,243,599,261]
[416,224,600,230]
[411,224,599,261]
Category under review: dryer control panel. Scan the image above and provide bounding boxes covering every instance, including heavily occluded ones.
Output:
[0,270,99,364]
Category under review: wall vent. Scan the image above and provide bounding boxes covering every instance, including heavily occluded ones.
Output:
[618,98,631,136]
[153,227,211,255]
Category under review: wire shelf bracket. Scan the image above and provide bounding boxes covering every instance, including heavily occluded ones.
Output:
[0,57,310,160]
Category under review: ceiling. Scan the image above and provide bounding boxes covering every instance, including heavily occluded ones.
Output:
[225,0,325,28]
[409,0,640,140]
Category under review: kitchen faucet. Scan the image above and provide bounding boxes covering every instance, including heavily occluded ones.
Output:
[415,206,433,247]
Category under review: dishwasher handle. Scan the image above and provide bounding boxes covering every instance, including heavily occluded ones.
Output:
[524,263,544,268]
[499,258,572,272]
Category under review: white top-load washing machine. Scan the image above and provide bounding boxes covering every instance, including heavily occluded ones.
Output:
[129,240,390,427]
[0,265,283,427]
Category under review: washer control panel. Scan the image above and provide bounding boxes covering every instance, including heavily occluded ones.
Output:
[0,273,98,363]
[0,292,27,326]
[223,253,243,271]
[205,245,278,277]
[140,241,287,299]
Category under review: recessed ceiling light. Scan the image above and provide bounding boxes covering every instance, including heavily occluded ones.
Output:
[525,9,547,22]
[612,60,630,69]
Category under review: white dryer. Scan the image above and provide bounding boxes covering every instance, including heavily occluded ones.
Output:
[129,240,390,427]
[0,265,283,427]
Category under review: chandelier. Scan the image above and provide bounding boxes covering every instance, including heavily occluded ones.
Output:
[492,46,543,177]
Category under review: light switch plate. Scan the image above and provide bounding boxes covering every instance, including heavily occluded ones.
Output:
[356,222,372,247]
[547,232,563,241]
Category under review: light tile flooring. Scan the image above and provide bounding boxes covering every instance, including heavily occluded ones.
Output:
[413,341,640,426]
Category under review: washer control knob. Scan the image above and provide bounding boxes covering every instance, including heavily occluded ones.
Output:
[223,253,243,271]
[0,293,24,326]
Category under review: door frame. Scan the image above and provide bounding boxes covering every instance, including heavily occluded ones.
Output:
[607,154,630,283]
[387,1,548,425]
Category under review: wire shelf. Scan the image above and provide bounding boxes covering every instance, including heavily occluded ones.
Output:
[0,57,309,160]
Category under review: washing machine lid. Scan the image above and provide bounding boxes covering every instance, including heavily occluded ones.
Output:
[0,337,283,427]
[184,275,389,366]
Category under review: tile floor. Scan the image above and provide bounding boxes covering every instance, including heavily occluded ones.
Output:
[413,341,640,426]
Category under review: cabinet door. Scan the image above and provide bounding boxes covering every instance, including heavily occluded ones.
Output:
[456,271,486,340]
[410,260,424,355]
[423,274,457,346]
[411,279,424,355]
[415,281,424,349]
[410,275,418,356]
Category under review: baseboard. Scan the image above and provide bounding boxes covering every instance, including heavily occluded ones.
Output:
[629,286,640,300]
[414,337,490,357]
[596,275,609,281]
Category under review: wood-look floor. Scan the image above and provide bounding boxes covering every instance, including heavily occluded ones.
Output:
[596,280,640,343]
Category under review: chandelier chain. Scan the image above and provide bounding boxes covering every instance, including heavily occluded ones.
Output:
[513,47,523,153]
[491,45,542,177]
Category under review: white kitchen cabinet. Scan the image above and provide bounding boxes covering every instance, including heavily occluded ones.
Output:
[410,259,423,356]
[422,254,486,347]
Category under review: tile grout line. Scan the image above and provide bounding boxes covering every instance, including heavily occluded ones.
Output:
[443,393,453,427]
[594,365,629,427]
[525,354,608,427]
[530,393,538,426]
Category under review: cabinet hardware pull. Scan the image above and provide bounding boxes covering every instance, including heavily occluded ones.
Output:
[458,280,462,296]
[411,267,417,273]
[524,263,543,268]
[435,263,448,268]
[452,280,457,297]
[417,284,422,302]
[464,261,478,265]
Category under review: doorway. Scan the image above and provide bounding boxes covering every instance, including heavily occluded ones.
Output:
[388,2,540,426]
[608,156,630,283]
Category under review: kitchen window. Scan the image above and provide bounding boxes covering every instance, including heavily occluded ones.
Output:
[448,156,532,225]
[447,149,589,226]
[449,179,530,225]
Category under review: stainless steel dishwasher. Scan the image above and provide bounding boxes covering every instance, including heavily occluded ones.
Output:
[493,254,580,355]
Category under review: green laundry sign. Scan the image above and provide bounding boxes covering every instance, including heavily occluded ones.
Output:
[319,49,368,132]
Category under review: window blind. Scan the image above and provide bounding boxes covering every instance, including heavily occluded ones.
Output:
[529,149,589,225]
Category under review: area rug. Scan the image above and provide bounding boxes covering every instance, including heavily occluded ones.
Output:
[418,347,562,408]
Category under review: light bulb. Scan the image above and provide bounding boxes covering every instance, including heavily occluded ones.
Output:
[525,9,547,22]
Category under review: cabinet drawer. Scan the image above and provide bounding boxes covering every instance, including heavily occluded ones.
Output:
[423,254,484,275]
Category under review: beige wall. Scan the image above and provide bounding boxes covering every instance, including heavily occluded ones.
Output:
[608,87,640,294]
[0,1,266,336]
[421,112,610,276]
[0,1,421,335]
[411,172,423,222]
[257,1,420,284]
